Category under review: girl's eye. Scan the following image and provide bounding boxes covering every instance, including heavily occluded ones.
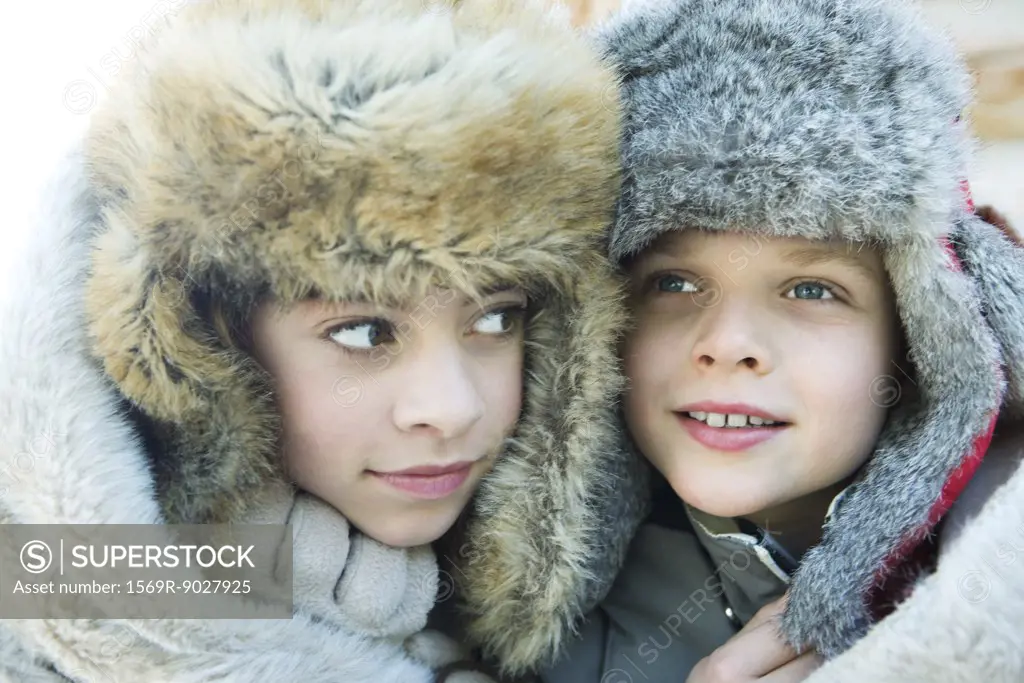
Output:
[328,320,394,349]
[472,306,525,336]
[655,274,698,294]
[786,281,835,301]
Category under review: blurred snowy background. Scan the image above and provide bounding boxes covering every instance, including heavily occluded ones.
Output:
[1,0,1020,298]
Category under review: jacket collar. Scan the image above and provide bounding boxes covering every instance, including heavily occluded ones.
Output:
[683,488,851,626]
[688,488,850,570]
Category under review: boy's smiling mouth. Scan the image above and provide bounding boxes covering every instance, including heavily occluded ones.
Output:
[685,411,781,428]
[675,401,790,451]
[677,401,790,426]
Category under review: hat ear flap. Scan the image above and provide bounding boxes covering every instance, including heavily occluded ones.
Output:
[952,214,1024,418]
[456,258,651,674]
[85,213,279,522]
[86,215,220,419]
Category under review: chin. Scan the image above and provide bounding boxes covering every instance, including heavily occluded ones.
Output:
[373,529,430,549]
[367,508,461,549]
[667,471,772,520]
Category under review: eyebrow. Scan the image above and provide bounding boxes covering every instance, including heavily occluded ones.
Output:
[650,240,683,260]
[781,245,883,281]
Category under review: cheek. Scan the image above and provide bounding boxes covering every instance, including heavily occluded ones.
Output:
[794,328,895,470]
[274,362,384,477]
[799,334,885,410]
[623,321,680,400]
[819,325,892,401]
[621,322,682,449]
[478,348,524,437]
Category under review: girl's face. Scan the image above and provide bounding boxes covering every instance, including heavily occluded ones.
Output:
[250,287,526,548]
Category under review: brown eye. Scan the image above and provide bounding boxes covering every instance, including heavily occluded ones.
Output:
[472,306,525,336]
[327,319,394,349]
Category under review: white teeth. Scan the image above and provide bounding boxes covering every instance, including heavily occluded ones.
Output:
[687,411,779,428]
[726,413,748,427]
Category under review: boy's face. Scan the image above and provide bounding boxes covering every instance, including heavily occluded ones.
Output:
[622,230,902,520]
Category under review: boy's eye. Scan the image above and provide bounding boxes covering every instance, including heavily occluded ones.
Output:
[328,320,394,349]
[786,281,835,301]
[656,274,698,293]
[472,306,525,336]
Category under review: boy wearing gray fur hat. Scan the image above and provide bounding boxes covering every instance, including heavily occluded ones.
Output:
[539,0,1024,681]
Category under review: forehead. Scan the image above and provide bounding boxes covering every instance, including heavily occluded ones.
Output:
[289,284,519,317]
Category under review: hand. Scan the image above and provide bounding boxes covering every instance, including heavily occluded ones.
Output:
[686,595,823,682]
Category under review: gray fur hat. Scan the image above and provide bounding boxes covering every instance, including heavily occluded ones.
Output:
[597,0,1024,659]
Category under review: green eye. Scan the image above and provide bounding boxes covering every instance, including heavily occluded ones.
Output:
[787,282,834,300]
[657,275,698,293]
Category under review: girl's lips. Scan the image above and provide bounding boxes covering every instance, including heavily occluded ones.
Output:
[676,413,787,452]
[370,462,475,500]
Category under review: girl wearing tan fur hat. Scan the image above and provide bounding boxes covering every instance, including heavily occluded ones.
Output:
[0,1,649,681]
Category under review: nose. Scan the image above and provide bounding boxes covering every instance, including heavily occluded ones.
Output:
[690,295,774,376]
[392,344,486,440]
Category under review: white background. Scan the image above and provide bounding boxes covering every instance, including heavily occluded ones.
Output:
[0,0,161,294]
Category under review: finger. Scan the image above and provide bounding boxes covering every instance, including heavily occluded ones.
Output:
[740,594,788,633]
[741,619,801,674]
[761,651,824,683]
[702,618,801,678]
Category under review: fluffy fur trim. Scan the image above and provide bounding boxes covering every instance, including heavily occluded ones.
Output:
[457,322,651,675]
[976,205,1022,246]
[801,425,1024,683]
[953,216,1024,418]
[0,628,72,682]
[62,0,647,672]
[597,0,1014,658]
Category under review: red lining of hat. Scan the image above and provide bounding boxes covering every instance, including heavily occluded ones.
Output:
[867,413,997,621]
[865,175,1000,620]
